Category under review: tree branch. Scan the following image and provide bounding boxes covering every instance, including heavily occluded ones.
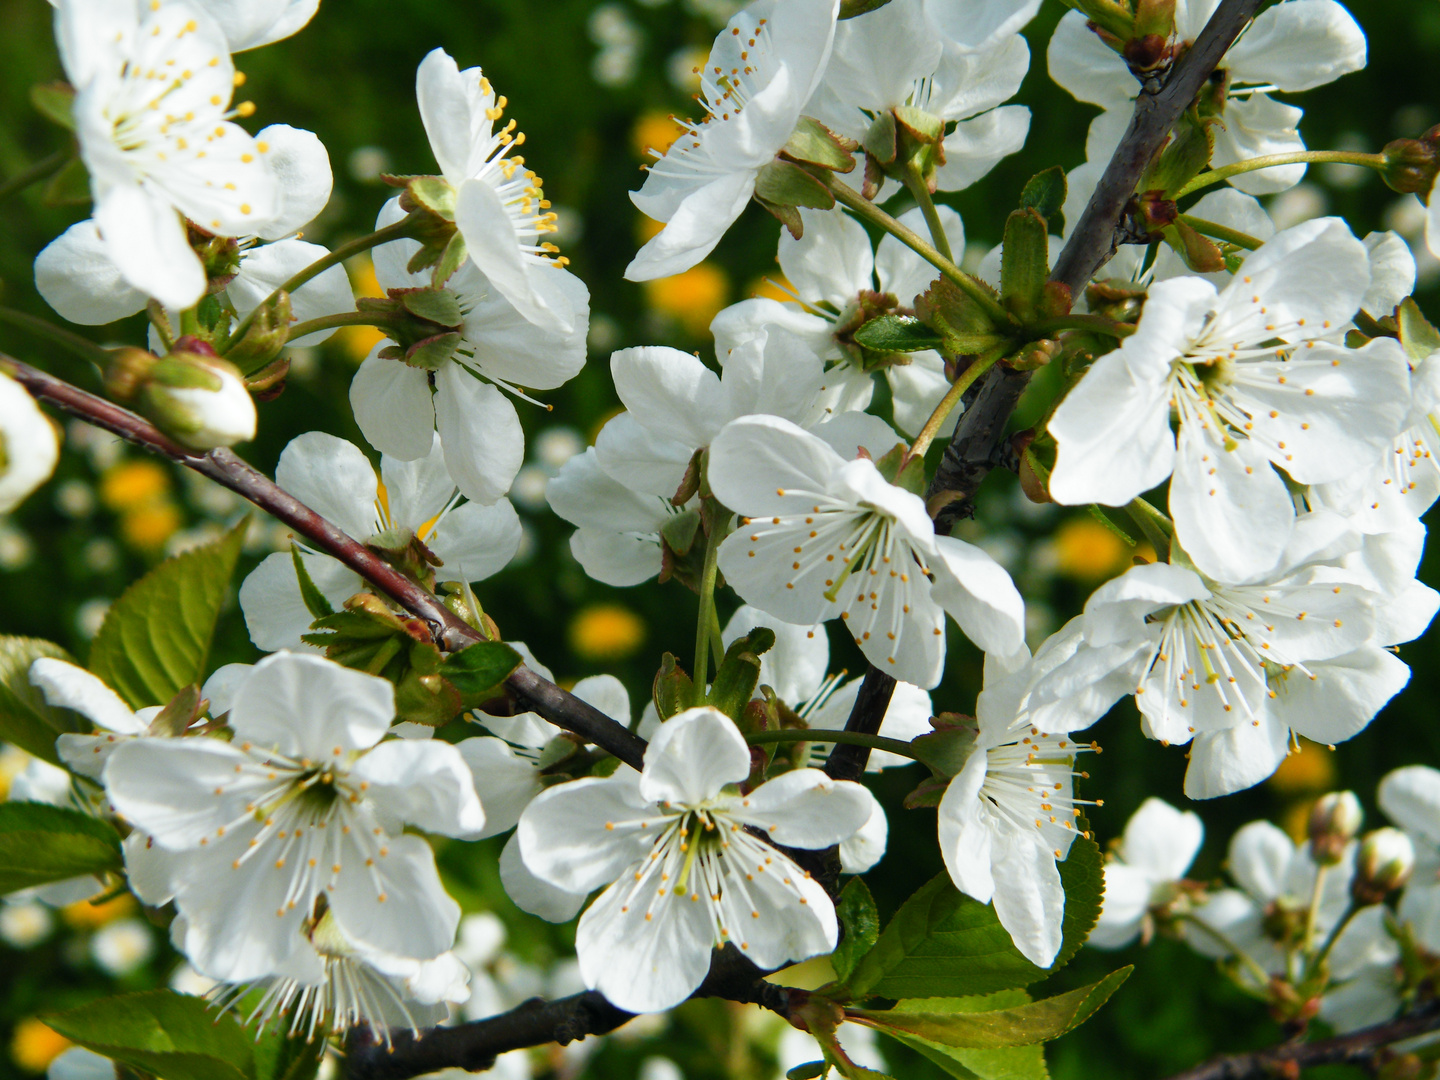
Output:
[828,0,1264,777]
[1160,1002,1440,1080]
[2,355,648,771]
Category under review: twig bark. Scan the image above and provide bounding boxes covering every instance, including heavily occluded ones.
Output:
[1160,1002,1440,1080]
[2,355,648,771]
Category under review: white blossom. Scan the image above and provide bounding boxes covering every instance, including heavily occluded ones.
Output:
[1089,798,1203,948]
[0,375,60,514]
[1048,219,1411,583]
[238,431,521,650]
[626,0,840,281]
[709,415,1026,688]
[30,658,166,781]
[104,652,484,982]
[517,707,874,1013]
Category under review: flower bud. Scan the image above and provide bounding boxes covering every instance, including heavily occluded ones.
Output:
[1380,138,1439,195]
[1308,791,1363,865]
[1353,827,1415,906]
[140,337,256,450]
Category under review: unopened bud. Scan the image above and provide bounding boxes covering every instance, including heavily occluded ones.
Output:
[1308,791,1363,865]
[1353,827,1415,905]
[1380,138,1439,195]
[141,337,256,450]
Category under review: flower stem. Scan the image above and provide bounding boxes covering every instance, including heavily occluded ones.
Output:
[823,173,1015,329]
[1304,863,1330,952]
[1175,151,1385,199]
[146,301,175,353]
[693,513,729,692]
[902,161,953,263]
[746,728,921,761]
[1178,214,1264,251]
[907,343,1008,461]
[285,310,407,341]
[0,306,114,371]
[1123,496,1173,559]
[1177,912,1276,991]
[0,149,70,205]
[1028,314,1136,338]
[223,214,422,350]
[1306,901,1362,981]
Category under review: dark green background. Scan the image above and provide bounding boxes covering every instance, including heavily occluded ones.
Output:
[0,0,1437,1075]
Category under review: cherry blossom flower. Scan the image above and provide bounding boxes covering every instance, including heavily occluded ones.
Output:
[1379,766,1440,957]
[1089,798,1203,948]
[1049,0,1365,196]
[937,651,1099,966]
[626,0,840,281]
[518,707,874,1013]
[54,0,282,309]
[30,659,164,781]
[1047,218,1411,583]
[0,375,59,514]
[238,431,521,650]
[104,652,484,982]
[350,198,589,504]
[711,206,962,437]
[415,49,574,333]
[708,415,1025,688]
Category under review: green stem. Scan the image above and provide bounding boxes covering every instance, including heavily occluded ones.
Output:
[694,516,728,692]
[0,149,70,205]
[1029,314,1136,338]
[902,161,953,263]
[1175,150,1385,198]
[223,214,421,350]
[285,309,406,341]
[824,174,1015,329]
[1123,496,1173,558]
[707,602,724,671]
[907,344,1008,461]
[0,306,114,371]
[145,301,175,353]
[1178,913,1276,991]
[1178,213,1263,251]
[1307,901,1362,982]
[746,728,922,760]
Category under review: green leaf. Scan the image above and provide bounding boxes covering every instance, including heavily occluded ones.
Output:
[841,834,1104,1001]
[876,990,1048,1080]
[438,641,522,699]
[88,519,249,710]
[407,176,456,218]
[755,159,835,210]
[1144,111,1214,197]
[399,287,463,326]
[43,990,257,1080]
[1018,168,1066,235]
[915,278,1008,356]
[0,802,121,896]
[858,968,1131,1049]
[833,879,881,983]
[1000,209,1048,320]
[251,1029,325,1080]
[854,315,944,354]
[707,628,774,722]
[290,544,335,621]
[0,636,86,765]
[1398,297,1440,360]
[784,116,857,173]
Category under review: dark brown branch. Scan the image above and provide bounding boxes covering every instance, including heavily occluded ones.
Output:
[829,0,1264,778]
[2,355,648,771]
[1160,1002,1440,1080]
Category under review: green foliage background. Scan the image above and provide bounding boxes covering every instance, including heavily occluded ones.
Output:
[0,0,1437,1075]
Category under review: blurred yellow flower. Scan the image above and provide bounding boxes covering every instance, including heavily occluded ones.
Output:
[636,216,665,245]
[645,263,730,338]
[121,503,184,552]
[62,892,136,930]
[336,254,387,364]
[569,604,646,662]
[1268,738,1337,795]
[746,274,796,304]
[0,744,33,801]
[10,1018,69,1074]
[1052,517,1130,581]
[99,460,170,513]
[632,111,686,160]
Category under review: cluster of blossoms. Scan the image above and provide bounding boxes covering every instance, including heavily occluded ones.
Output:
[1,0,1439,1067]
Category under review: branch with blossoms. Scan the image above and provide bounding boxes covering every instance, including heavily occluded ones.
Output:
[2,0,1440,1079]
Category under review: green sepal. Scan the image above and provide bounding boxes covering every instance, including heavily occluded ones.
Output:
[1162,218,1225,274]
[438,640,523,701]
[863,111,899,166]
[432,232,470,289]
[832,878,881,983]
[225,291,294,375]
[908,713,979,777]
[871,443,926,496]
[661,508,703,558]
[407,176,457,218]
[758,196,806,240]
[30,81,76,130]
[395,642,464,726]
[406,331,463,370]
[1018,167,1066,235]
[149,683,203,737]
[1398,298,1440,361]
[783,116,857,173]
[853,315,945,354]
[42,990,258,1080]
[1142,110,1213,197]
[1133,0,1178,40]
[538,734,582,771]
[1000,209,1049,321]
[855,968,1131,1049]
[0,636,86,766]
[654,652,698,719]
[894,106,945,146]
[400,287,464,326]
[0,802,122,896]
[148,357,224,392]
[290,544,336,621]
[42,156,91,207]
[756,159,835,210]
[89,518,249,710]
[839,0,892,15]
[787,1064,828,1080]
[706,627,775,722]
[915,277,1009,356]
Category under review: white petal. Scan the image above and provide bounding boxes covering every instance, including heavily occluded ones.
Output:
[252,125,333,240]
[93,183,206,311]
[457,736,543,838]
[926,0,1041,49]
[1087,862,1153,949]
[353,739,486,839]
[1225,0,1366,92]
[428,499,522,584]
[416,49,488,184]
[839,791,889,873]
[455,179,571,333]
[1120,797,1204,882]
[349,350,436,462]
[937,752,995,903]
[201,663,251,718]
[625,168,757,282]
[1281,647,1408,747]
[434,363,524,505]
[1045,11,1131,109]
[379,432,454,529]
[731,770,874,848]
[1361,231,1417,317]
[517,773,655,894]
[1379,765,1440,846]
[929,534,1026,658]
[1227,820,1294,902]
[933,106,1032,193]
[708,414,846,520]
[723,605,829,706]
[571,529,663,588]
[594,413,694,499]
[777,208,874,308]
[571,675,632,727]
[1209,94,1307,195]
[499,832,586,922]
[275,432,377,541]
[230,239,353,346]
[230,652,395,758]
[611,346,728,449]
[29,658,140,733]
[640,707,751,806]
[189,0,319,51]
[330,832,459,961]
[103,737,256,849]
[1184,717,1291,799]
[460,263,589,390]
[886,353,954,439]
[33,219,148,324]
[237,550,361,652]
[989,824,1066,967]
[1082,561,1209,647]
[878,208,963,309]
